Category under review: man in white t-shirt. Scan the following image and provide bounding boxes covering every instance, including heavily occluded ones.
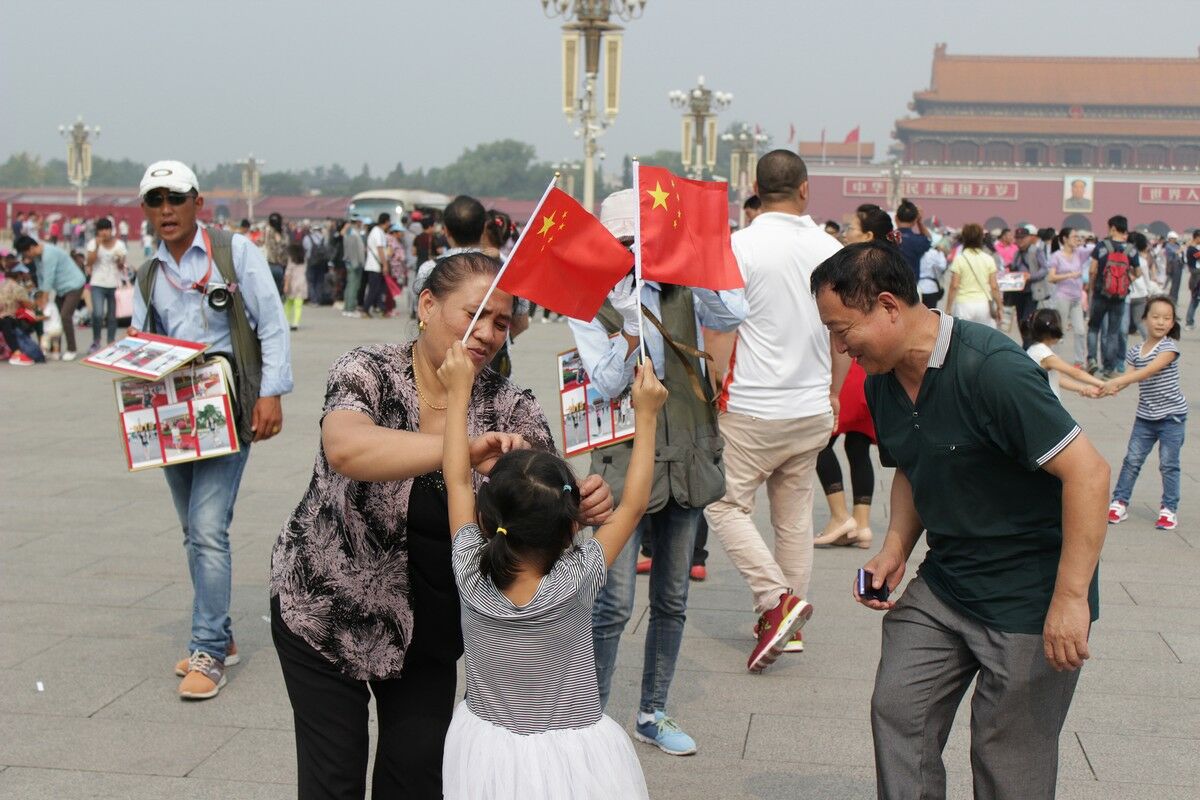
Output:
[362,213,391,317]
[705,150,850,672]
[85,218,128,351]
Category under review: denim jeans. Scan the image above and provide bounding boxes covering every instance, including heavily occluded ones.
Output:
[90,285,117,347]
[343,265,363,313]
[1112,416,1186,511]
[163,445,251,660]
[1086,295,1126,371]
[593,500,700,714]
[1188,283,1200,327]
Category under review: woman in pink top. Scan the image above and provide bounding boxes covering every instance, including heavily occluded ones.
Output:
[1047,228,1094,367]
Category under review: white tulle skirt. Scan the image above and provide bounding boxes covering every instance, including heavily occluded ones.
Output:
[443,702,649,800]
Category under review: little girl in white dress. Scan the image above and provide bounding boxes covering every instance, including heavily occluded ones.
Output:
[437,341,666,799]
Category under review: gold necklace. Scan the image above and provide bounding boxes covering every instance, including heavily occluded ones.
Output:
[413,355,448,411]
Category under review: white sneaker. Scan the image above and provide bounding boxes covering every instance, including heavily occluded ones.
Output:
[1107,501,1128,524]
[61,351,77,362]
[1155,507,1178,530]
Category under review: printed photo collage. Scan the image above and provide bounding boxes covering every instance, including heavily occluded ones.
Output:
[558,343,636,457]
[84,332,208,381]
[115,359,239,471]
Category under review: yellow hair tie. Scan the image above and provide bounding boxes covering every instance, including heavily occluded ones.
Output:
[495,527,508,536]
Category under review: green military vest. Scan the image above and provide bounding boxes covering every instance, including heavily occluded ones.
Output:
[589,284,725,511]
[135,228,263,446]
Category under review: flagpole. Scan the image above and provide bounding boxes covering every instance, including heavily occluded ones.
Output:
[631,157,646,365]
[461,173,560,344]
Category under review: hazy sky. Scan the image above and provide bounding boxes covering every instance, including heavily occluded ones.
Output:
[2,0,1195,178]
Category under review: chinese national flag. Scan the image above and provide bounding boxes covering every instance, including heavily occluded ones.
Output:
[498,187,633,320]
[638,165,743,291]
[843,126,861,144]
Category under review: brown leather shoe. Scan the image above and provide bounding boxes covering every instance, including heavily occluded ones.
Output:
[175,639,239,677]
[178,651,226,700]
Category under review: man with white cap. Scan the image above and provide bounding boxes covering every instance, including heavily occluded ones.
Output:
[129,160,293,700]
[569,188,745,756]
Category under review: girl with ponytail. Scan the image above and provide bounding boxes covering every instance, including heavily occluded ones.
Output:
[439,341,667,799]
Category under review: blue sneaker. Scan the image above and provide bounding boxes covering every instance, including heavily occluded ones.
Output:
[634,710,697,756]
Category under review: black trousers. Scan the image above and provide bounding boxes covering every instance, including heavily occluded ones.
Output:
[271,596,457,800]
[815,432,875,505]
[363,272,387,313]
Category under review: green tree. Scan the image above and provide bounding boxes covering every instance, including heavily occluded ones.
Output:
[260,171,305,195]
[426,140,553,199]
[0,153,49,186]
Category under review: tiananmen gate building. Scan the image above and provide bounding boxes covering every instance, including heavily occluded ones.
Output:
[803,44,1200,235]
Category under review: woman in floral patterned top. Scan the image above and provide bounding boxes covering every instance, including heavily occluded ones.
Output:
[270,251,613,799]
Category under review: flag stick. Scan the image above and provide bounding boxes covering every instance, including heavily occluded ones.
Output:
[631,157,646,365]
[461,173,560,344]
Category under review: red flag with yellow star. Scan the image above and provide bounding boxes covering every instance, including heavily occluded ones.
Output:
[638,165,743,290]
[497,187,633,320]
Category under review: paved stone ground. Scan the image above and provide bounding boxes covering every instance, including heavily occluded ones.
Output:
[1,305,1197,799]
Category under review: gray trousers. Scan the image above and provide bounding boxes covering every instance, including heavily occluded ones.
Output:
[871,577,1081,800]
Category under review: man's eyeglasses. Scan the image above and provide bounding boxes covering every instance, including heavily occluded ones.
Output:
[143,191,194,208]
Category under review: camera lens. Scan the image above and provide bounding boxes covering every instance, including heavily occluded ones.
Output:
[207,286,231,311]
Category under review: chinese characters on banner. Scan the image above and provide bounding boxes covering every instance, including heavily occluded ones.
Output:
[1139,185,1200,205]
[843,178,1020,201]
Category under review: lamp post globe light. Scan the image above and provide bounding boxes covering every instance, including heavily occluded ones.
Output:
[722,123,767,227]
[543,0,647,212]
[237,153,264,221]
[59,116,99,206]
[668,76,731,181]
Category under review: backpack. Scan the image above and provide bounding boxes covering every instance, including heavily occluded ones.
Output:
[1099,239,1132,299]
[305,234,330,269]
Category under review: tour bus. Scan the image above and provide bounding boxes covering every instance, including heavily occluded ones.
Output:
[347,189,451,223]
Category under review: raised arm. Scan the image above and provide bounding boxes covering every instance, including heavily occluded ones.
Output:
[593,363,668,566]
[438,341,478,537]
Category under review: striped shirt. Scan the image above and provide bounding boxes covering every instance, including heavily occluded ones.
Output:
[452,524,606,736]
[1128,338,1188,420]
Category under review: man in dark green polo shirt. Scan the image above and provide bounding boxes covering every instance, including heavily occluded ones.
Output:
[810,240,1110,800]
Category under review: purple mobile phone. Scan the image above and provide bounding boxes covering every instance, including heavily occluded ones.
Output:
[857,568,891,602]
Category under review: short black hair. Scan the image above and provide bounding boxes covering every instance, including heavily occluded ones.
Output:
[810,240,919,312]
[95,218,113,231]
[377,212,391,226]
[1129,231,1149,252]
[1029,308,1064,343]
[1108,215,1128,234]
[239,218,251,229]
[13,235,37,253]
[856,204,894,241]
[475,449,587,589]
[442,194,487,246]
[895,198,919,224]
[755,150,807,203]
[743,194,761,210]
[824,220,841,233]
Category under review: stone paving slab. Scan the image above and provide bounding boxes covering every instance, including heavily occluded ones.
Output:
[2,305,1198,797]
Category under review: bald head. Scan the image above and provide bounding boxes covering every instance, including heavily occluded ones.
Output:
[755,149,808,204]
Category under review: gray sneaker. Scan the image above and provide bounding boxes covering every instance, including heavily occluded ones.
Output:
[178,650,226,700]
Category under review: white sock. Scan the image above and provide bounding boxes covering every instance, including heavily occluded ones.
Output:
[637,711,657,726]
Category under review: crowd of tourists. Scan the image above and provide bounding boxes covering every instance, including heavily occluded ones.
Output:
[1,150,1188,800]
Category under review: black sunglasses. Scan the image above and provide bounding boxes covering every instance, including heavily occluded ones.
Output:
[143,190,194,208]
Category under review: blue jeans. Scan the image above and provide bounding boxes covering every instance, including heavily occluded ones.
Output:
[163,446,251,660]
[1112,416,1186,511]
[1086,295,1126,371]
[90,286,117,347]
[1187,281,1200,326]
[593,501,700,714]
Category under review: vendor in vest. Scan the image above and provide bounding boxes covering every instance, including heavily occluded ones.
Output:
[129,160,293,700]
[568,188,746,756]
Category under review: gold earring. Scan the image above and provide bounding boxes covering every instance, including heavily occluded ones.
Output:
[418,319,426,332]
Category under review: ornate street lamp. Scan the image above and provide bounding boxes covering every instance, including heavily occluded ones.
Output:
[237,153,264,221]
[543,0,647,212]
[722,123,767,226]
[882,142,910,211]
[58,116,99,206]
[668,76,732,181]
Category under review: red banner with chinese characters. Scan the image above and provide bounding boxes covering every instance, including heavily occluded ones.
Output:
[843,178,1019,201]
[1139,185,1200,205]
